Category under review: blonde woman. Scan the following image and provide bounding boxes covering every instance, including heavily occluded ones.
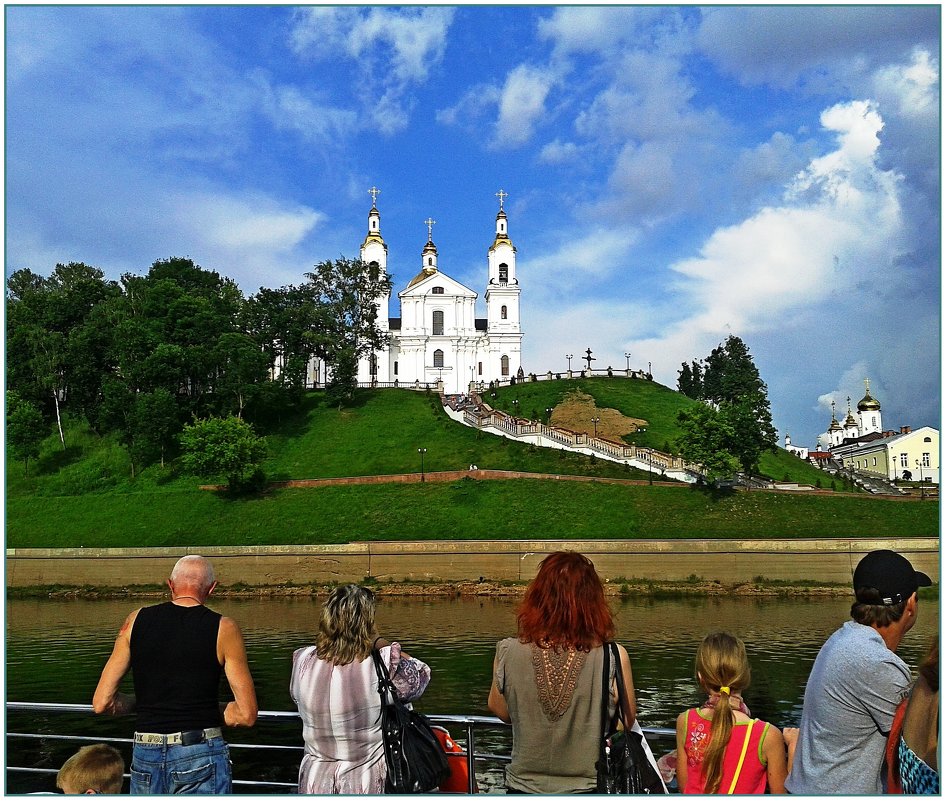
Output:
[676,632,788,794]
[290,584,431,794]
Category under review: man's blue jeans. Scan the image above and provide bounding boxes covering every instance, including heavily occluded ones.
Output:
[130,736,231,794]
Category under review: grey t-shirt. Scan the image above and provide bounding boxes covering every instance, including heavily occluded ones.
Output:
[785,620,911,794]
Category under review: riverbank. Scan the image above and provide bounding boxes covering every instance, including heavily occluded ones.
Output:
[8,576,875,601]
[7,537,938,596]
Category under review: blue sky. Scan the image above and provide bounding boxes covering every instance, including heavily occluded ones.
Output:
[5,5,940,449]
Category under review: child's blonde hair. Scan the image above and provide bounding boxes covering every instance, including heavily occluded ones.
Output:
[694,632,752,794]
[56,744,125,794]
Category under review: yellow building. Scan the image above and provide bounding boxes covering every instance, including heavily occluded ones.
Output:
[839,426,939,484]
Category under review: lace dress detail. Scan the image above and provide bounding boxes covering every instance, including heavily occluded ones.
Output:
[530,644,587,721]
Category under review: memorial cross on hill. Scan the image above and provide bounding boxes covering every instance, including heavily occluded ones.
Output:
[584,348,596,370]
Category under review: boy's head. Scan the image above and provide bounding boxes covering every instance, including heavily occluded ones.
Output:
[56,744,125,794]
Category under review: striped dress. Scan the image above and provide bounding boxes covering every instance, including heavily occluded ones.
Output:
[290,642,431,794]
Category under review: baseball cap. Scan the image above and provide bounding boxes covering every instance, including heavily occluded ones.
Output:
[853,549,932,606]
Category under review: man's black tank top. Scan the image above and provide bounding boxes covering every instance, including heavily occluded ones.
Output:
[130,601,224,733]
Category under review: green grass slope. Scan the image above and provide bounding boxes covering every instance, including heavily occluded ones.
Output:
[6,381,937,548]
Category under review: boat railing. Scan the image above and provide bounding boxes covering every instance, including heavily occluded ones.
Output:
[6,702,676,794]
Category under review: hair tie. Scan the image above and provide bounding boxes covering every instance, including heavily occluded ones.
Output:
[719,685,731,695]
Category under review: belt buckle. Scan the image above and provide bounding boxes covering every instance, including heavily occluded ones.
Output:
[180,730,205,746]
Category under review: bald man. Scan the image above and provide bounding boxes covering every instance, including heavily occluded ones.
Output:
[93,555,258,794]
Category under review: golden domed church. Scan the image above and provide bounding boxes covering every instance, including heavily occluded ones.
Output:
[356,188,523,395]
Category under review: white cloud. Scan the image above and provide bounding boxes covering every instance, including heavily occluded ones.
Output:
[494,65,556,148]
[289,7,454,135]
[255,77,359,145]
[525,228,641,290]
[871,48,939,121]
[171,193,323,253]
[538,139,582,165]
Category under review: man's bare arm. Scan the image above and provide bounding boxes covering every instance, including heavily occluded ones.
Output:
[92,610,138,715]
[218,616,258,727]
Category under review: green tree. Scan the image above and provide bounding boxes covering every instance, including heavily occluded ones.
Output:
[304,257,393,406]
[213,333,271,418]
[6,391,48,476]
[129,389,180,469]
[675,403,741,481]
[179,415,267,489]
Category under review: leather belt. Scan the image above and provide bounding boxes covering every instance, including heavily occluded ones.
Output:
[134,727,222,746]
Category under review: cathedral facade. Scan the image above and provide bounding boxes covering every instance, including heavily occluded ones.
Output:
[356,190,523,395]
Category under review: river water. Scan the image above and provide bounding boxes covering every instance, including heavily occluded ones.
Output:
[6,595,938,793]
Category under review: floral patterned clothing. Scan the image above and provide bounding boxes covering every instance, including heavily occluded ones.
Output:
[290,642,431,794]
[683,708,771,794]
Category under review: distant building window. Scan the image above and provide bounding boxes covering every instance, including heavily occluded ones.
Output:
[501,355,509,376]
[872,457,877,466]
[478,361,483,376]
[432,286,444,294]
[922,452,931,468]
[433,349,444,368]
[900,453,909,467]
[428,257,434,266]
[394,361,398,375]
[924,436,932,442]
[368,261,380,281]
[501,305,507,319]
[499,264,508,282]
[432,310,444,335]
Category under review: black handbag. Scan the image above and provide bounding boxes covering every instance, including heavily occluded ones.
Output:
[371,645,450,794]
[596,642,667,794]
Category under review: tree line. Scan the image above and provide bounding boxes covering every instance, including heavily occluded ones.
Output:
[6,256,391,484]
[675,335,778,479]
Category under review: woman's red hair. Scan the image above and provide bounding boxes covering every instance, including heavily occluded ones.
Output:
[517,551,614,651]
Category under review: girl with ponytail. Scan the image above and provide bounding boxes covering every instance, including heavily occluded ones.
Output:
[675,632,789,794]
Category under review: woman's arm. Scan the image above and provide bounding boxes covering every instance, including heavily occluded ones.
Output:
[762,724,788,794]
[675,711,689,791]
[615,643,637,727]
[487,652,511,722]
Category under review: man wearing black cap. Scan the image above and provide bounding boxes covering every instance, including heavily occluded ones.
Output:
[785,549,932,794]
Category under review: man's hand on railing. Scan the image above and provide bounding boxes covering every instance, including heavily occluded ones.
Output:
[97,691,135,716]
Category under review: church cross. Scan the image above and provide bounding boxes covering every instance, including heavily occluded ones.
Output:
[584,348,596,370]
[864,377,871,394]
[495,189,508,210]
[368,186,381,207]
[424,217,436,241]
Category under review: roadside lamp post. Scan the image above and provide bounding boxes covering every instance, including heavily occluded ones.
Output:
[916,459,925,500]
[418,448,427,482]
[512,399,520,417]
[648,361,652,376]
[566,354,573,371]
[625,352,631,371]
[545,407,552,424]
[591,416,600,437]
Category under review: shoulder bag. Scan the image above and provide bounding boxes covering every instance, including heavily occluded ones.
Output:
[372,644,450,794]
[595,642,668,794]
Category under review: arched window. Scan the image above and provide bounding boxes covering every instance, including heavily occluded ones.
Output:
[368,261,380,281]
[432,286,444,294]
[432,310,444,335]
[478,362,483,375]
[428,256,434,266]
[433,349,444,368]
[501,305,508,320]
[501,355,509,376]
[499,264,508,282]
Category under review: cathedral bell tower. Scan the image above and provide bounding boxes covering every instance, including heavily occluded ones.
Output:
[358,186,390,383]
[485,189,522,379]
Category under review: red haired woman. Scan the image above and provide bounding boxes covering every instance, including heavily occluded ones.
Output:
[487,551,636,793]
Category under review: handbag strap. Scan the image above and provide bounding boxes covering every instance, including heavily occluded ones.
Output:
[600,642,629,736]
[371,637,395,706]
[725,719,755,794]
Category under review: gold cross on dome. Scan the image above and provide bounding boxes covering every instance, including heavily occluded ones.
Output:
[368,186,381,207]
[424,217,436,240]
[495,189,508,210]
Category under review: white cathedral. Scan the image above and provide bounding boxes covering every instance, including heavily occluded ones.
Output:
[354,189,523,396]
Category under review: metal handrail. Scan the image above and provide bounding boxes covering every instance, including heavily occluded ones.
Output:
[7,702,675,794]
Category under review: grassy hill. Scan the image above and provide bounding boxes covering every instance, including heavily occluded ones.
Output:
[6,380,937,548]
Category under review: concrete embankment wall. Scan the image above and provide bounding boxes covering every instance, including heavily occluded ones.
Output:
[6,538,939,588]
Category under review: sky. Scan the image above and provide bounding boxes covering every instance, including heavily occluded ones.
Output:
[5,5,941,449]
